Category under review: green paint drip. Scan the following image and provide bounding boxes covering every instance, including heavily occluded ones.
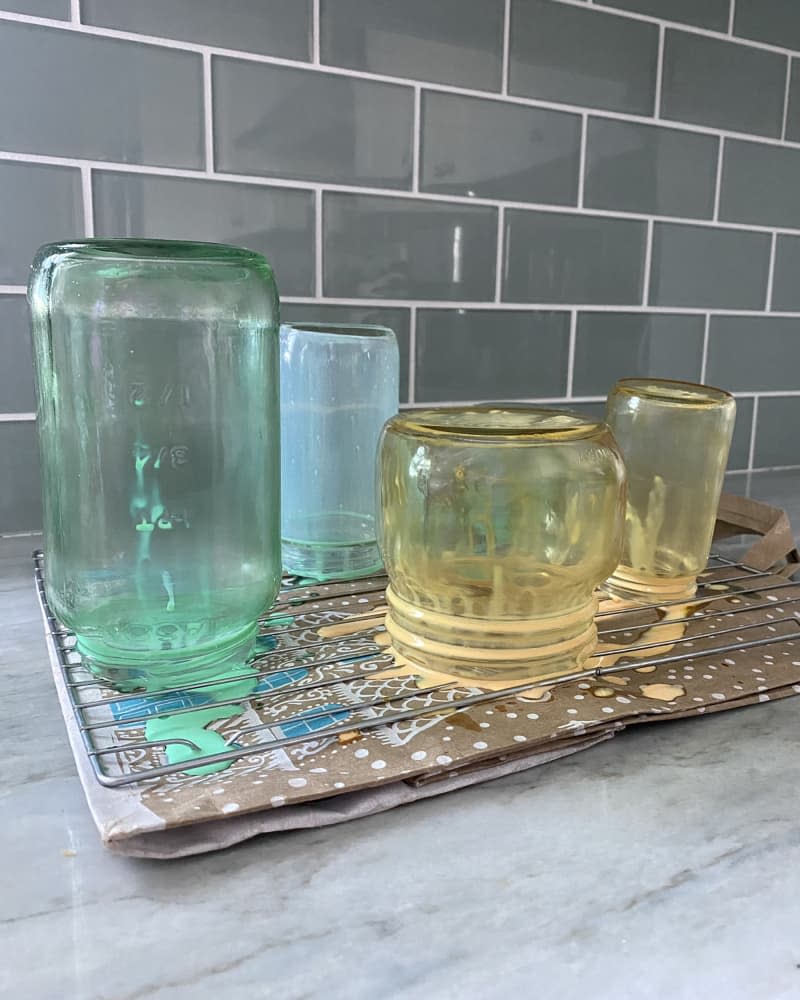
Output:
[145,705,241,775]
[144,665,257,775]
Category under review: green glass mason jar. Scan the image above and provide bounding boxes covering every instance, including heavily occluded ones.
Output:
[29,240,281,692]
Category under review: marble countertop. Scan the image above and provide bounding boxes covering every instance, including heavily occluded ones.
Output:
[3,470,800,1000]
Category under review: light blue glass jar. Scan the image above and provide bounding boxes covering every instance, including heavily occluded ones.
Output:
[280,322,399,580]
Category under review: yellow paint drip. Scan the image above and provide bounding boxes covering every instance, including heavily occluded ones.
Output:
[593,603,693,673]
[639,683,686,702]
[316,607,389,638]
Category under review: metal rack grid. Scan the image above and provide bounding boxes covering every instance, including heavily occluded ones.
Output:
[34,550,800,788]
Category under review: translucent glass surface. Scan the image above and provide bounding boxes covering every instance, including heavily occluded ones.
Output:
[378,407,626,681]
[280,323,399,580]
[29,239,281,691]
[605,378,736,602]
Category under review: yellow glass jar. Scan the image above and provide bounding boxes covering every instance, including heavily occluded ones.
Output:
[377,407,626,682]
[604,378,736,603]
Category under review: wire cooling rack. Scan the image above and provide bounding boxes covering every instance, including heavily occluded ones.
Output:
[34,550,800,788]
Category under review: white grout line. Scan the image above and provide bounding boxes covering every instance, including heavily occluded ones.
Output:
[70,0,80,23]
[653,25,665,119]
[202,51,214,172]
[501,0,511,95]
[2,9,800,149]
[407,306,417,404]
[641,219,654,305]
[782,58,793,141]
[314,189,323,297]
[80,164,93,236]
[3,392,800,425]
[411,87,421,192]
[281,296,800,318]
[577,114,587,208]
[700,314,710,382]
[713,137,725,221]
[7,147,800,240]
[765,232,778,310]
[493,206,505,303]
[312,0,320,65]
[728,463,800,475]
[0,285,26,294]
[0,0,795,61]
[566,311,577,398]
[728,0,736,35]
[747,396,759,470]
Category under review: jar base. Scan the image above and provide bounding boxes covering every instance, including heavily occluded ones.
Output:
[603,565,697,604]
[281,537,383,582]
[384,585,598,683]
[76,625,259,695]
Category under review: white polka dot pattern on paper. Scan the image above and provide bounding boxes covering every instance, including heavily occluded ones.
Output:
[411,750,427,761]
[371,760,386,770]
[222,802,240,814]
[288,777,307,788]
[473,741,488,750]
[354,748,369,759]
[436,755,453,766]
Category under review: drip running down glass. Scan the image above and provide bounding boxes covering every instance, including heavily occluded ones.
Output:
[604,378,736,603]
[29,239,282,692]
[280,322,399,581]
[377,406,627,682]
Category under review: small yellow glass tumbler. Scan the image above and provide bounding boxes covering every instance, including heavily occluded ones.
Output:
[604,378,736,603]
[377,407,626,682]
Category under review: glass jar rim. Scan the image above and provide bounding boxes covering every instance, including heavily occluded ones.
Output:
[281,322,395,340]
[32,238,272,267]
[612,377,734,407]
[386,405,609,443]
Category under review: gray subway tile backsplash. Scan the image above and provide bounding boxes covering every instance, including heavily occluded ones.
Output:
[81,0,311,60]
[0,297,35,413]
[420,91,580,205]
[0,21,203,167]
[323,193,497,300]
[661,31,786,139]
[719,140,800,229]
[93,171,315,296]
[0,422,42,534]
[280,303,411,402]
[649,223,771,309]
[7,0,800,527]
[213,57,413,188]
[706,317,800,393]
[771,236,800,312]
[604,0,729,32]
[415,309,569,402]
[572,312,705,396]
[784,61,800,143]
[753,397,800,469]
[728,397,755,472]
[0,160,83,285]
[584,119,718,219]
[320,0,504,91]
[509,0,658,115]
[503,210,646,304]
[734,0,800,53]
[4,0,67,16]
